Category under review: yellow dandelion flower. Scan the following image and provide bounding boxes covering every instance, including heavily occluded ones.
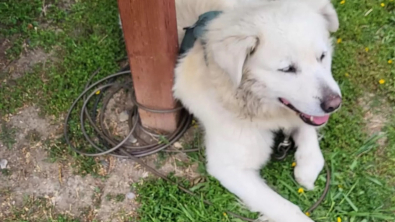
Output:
[379,79,385,84]
[95,90,101,95]
[223,212,228,217]
[388,59,393,64]
[381,3,385,7]
[292,162,297,167]
[337,217,342,222]
[337,38,342,44]
[298,188,305,194]
[305,212,311,217]
[365,47,369,52]
[340,0,345,4]
[345,73,349,77]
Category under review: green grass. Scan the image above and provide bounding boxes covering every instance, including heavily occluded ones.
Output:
[0,0,124,176]
[0,122,16,149]
[0,0,394,221]
[0,0,125,115]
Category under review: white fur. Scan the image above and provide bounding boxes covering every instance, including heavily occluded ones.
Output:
[173,0,341,221]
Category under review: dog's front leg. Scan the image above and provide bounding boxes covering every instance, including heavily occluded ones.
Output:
[208,167,313,222]
[293,125,325,190]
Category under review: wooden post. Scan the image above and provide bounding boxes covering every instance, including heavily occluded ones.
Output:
[117,0,179,133]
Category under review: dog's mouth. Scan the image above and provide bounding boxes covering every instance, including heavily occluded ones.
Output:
[279,98,329,126]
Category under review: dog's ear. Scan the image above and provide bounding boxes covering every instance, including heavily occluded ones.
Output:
[320,2,339,32]
[210,36,259,86]
[301,0,339,32]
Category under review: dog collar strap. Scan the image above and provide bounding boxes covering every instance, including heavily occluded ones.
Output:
[179,11,223,55]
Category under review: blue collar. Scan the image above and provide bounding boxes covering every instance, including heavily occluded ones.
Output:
[179,11,223,55]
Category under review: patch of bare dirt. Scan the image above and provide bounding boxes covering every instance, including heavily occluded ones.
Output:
[8,49,54,80]
[0,99,200,221]
[7,106,59,141]
[358,93,391,151]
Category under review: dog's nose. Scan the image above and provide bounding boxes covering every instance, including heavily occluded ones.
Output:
[321,94,342,113]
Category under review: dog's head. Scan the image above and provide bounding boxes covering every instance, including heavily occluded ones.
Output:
[204,0,341,126]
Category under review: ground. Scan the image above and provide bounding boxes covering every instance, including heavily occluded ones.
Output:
[0,0,394,222]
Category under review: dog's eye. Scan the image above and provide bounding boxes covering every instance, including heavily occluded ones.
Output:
[279,65,297,73]
[319,53,326,62]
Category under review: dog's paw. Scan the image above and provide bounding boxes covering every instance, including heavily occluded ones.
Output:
[294,150,324,190]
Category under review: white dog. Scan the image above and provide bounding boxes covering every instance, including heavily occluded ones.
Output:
[173,0,342,221]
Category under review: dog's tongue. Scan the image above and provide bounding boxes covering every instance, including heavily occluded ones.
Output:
[300,113,330,125]
[281,98,290,105]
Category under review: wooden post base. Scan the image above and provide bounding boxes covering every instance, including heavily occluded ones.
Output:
[118,0,179,133]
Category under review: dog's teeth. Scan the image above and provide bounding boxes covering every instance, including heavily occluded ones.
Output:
[310,116,314,122]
